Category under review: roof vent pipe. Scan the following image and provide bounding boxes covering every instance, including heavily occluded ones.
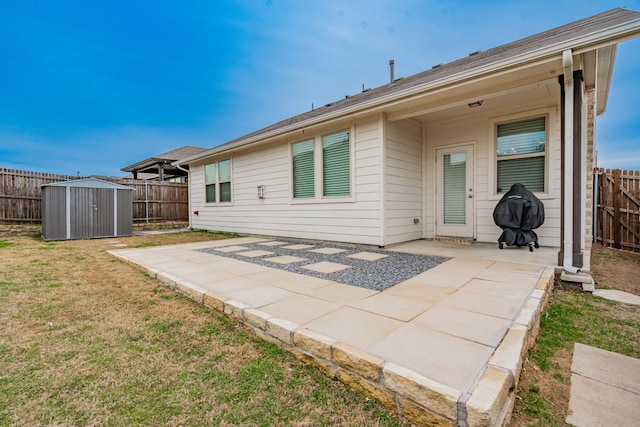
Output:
[389,59,395,82]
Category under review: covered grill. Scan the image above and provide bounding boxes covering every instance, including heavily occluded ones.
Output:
[492,183,545,252]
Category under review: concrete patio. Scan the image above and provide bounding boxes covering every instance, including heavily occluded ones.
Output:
[110,237,556,426]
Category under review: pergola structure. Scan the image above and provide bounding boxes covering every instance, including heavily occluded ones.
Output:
[121,146,207,181]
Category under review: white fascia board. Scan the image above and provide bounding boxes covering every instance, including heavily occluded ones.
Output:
[179,19,640,165]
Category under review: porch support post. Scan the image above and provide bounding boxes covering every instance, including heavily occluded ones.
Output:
[558,49,585,272]
[558,74,566,266]
[572,70,584,268]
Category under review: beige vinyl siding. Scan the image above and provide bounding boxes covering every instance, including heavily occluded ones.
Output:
[384,119,423,245]
[189,117,384,245]
[424,105,561,247]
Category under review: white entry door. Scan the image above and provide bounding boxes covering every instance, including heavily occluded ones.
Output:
[436,145,474,238]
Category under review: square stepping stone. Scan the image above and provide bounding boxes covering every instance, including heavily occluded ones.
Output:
[347,252,389,261]
[567,343,640,427]
[237,250,273,258]
[302,262,351,274]
[310,247,347,255]
[257,241,288,247]
[283,244,315,250]
[216,245,250,253]
[265,255,307,265]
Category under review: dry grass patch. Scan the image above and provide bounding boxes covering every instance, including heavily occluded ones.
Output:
[0,232,408,426]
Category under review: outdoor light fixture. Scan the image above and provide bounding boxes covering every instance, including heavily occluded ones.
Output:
[468,100,484,108]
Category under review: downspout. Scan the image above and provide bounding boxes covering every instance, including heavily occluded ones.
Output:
[562,50,580,274]
[175,161,193,229]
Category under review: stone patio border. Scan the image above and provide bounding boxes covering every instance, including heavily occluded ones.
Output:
[111,251,555,427]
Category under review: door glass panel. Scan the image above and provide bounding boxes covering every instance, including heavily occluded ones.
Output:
[443,152,466,224]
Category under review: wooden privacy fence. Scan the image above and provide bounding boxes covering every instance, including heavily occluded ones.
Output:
[115,178,189,223]
[0,168,188,224]
[594,168,640,252]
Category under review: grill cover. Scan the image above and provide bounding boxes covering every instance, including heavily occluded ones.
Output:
[493,183,544,230]
[493,183,544,247]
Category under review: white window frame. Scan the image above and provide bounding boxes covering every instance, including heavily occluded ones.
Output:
[290,127,355,204]
[204,159,233,205]
[489,109,555,200]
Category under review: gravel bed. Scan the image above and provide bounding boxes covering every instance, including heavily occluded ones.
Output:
[197,239,448,291]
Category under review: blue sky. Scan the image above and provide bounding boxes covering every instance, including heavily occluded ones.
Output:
[1,0,639,176]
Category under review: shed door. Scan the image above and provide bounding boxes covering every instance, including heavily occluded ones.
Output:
[70,188,115,239]
[436,145,474,238]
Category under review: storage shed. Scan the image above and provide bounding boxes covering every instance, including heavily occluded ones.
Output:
[41,178,134,240]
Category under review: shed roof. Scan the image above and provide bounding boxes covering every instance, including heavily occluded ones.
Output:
[41,177,134,190]
[179,8,640,165]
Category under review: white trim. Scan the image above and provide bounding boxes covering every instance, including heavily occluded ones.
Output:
[289,126,356,205]
[421,124,428,239]
[387,77,559,122]
[378,113,387,246]
[434,141,476,239]
[203,158,234,206]
[488,108,555,201]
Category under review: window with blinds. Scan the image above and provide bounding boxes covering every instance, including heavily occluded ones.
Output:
[204,160,232,203]
[496,116,546,193]
[204,163,217,203]
[323,131,350,197]
[218,160,232,202]
[291,130,351,200]
[292,139,315,198]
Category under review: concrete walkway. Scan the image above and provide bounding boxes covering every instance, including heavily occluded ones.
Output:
[566,289,640,427]
[110,237,556,426]
[567,344,640,427]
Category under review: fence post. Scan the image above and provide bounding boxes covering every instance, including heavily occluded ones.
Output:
[144,180,149,224]
[613,169,621,249]
[593,169,599,244]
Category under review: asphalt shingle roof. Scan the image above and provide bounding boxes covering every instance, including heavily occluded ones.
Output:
[184,8,640,163]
